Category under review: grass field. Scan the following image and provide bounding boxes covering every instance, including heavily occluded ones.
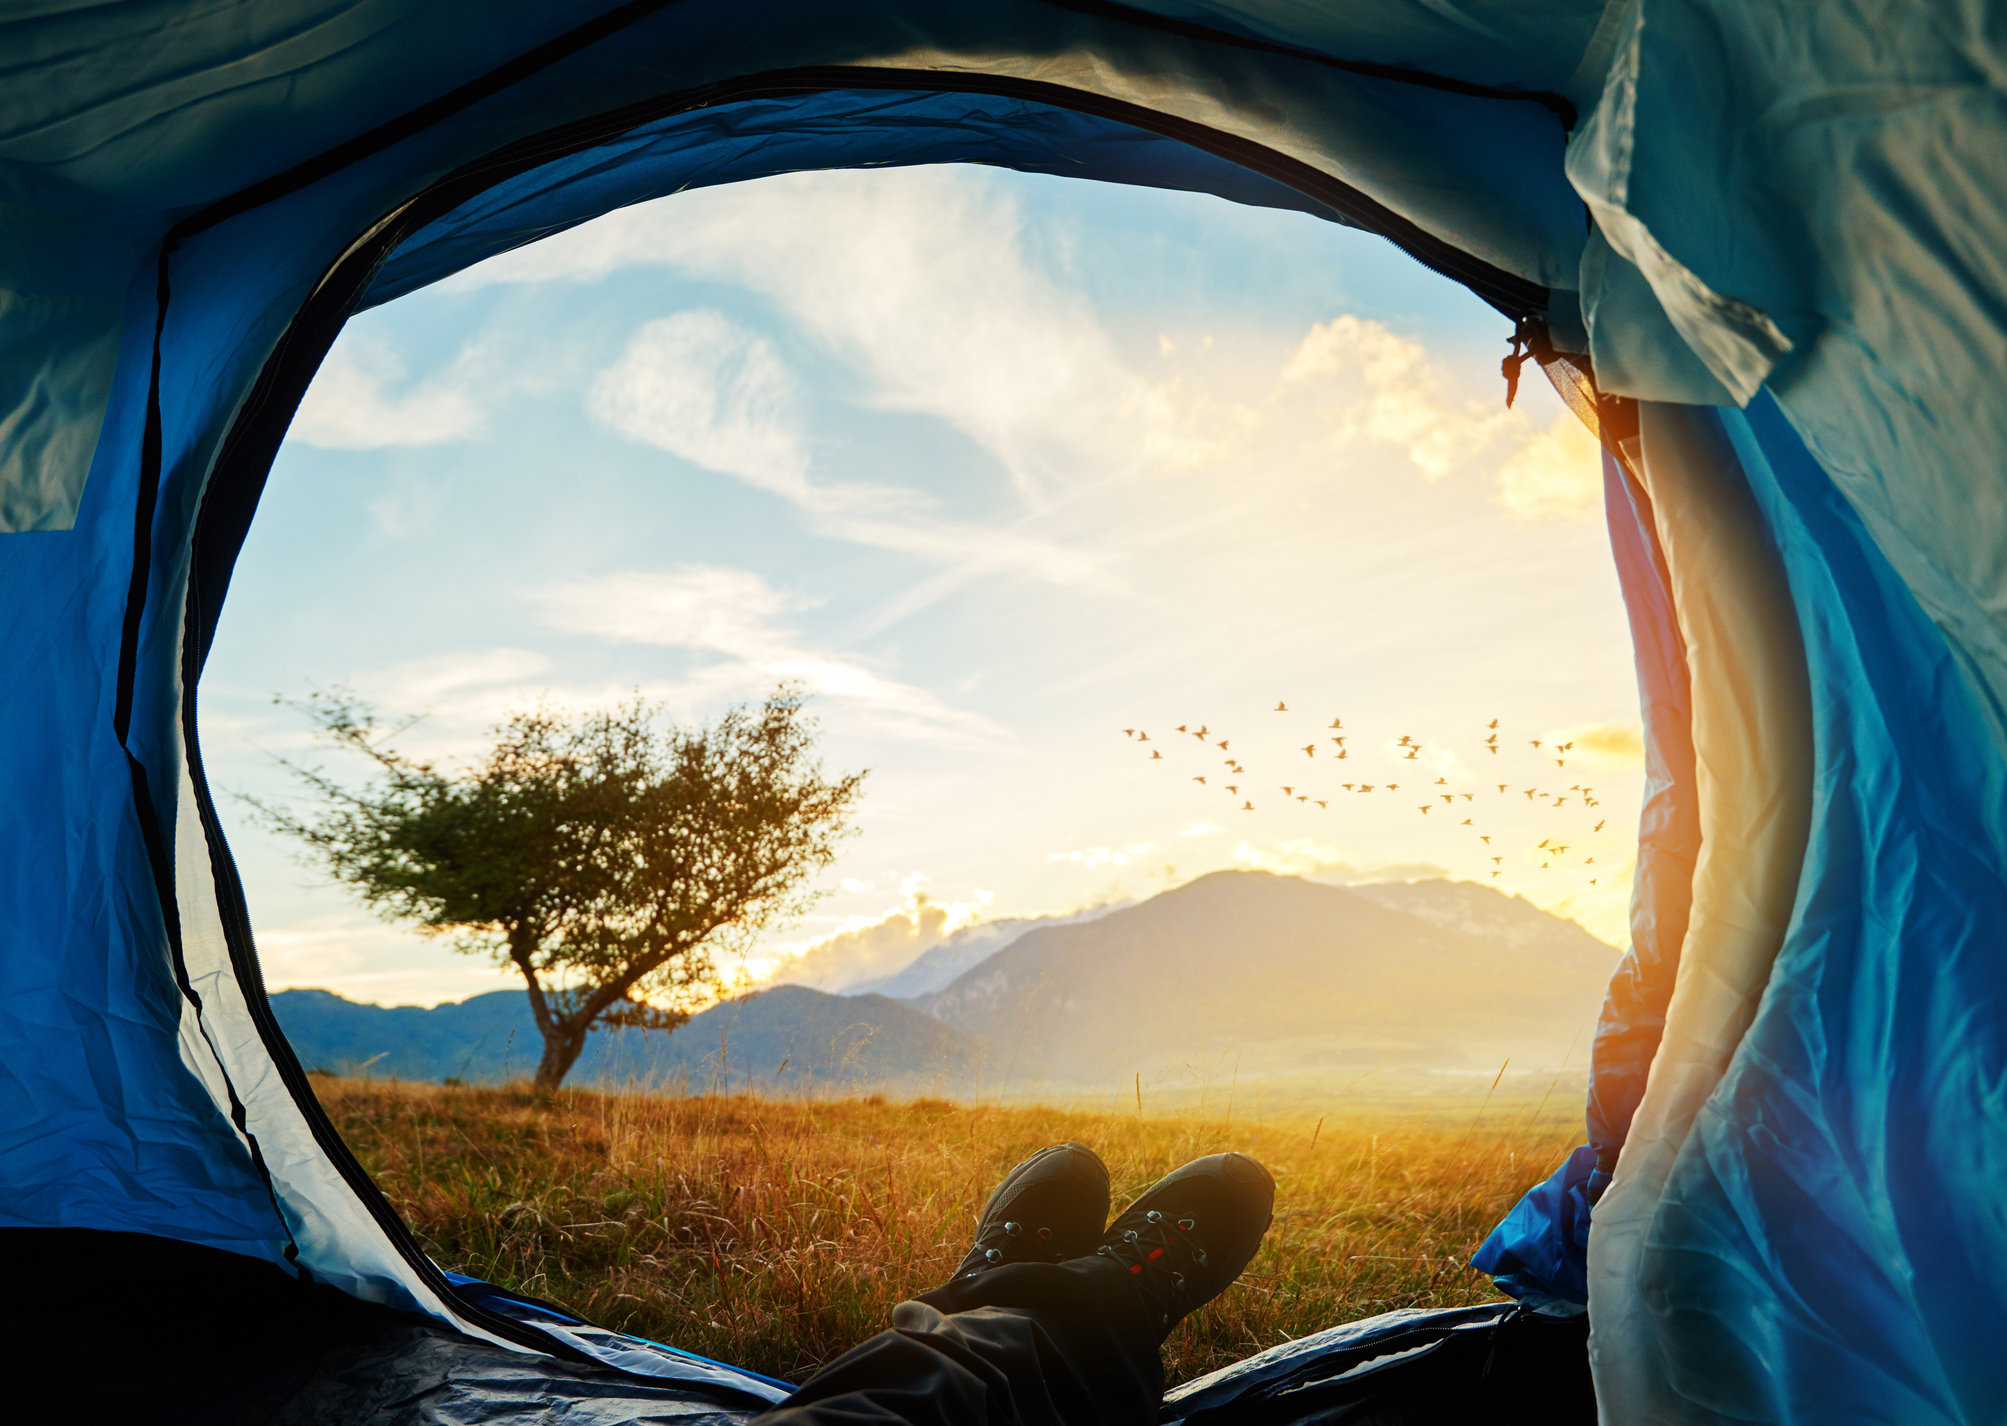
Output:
[320,1077,1581,1387]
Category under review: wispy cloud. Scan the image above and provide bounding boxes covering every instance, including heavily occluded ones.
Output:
[453,167,1164,505]
[1048,843,1158,869]
[528,564,1005,745]
[291,332,485,449]
[588,310,1111,592]
[1230,839,1447,884]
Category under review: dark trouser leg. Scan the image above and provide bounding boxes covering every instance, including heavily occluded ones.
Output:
[752,1254,1162,1426]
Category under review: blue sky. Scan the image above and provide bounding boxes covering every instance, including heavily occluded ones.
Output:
[203,164,1639,1007]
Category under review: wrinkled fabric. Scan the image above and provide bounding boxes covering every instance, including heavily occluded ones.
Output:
[756,1256,1161,1426]
[1472,1144,1595,1306]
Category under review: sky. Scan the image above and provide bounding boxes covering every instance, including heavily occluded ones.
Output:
[202,163,1642,1009]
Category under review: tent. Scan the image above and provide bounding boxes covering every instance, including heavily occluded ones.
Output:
[3,2,2002,1420]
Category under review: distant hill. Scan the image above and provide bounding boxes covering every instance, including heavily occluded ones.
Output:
[272,983,985,1094]
[843,904,1122,1000]
[914,871,1617,1087]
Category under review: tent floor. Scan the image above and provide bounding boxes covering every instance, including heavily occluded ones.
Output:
[5,1230,760,1425]
[9,1230,1595,1424]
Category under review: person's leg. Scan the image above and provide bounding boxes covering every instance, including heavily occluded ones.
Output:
[753,1150,1275,1426]
[754,1255,1161,1426]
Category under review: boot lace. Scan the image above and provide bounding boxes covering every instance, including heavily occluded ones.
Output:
[959,1218,1056,1276]
[1097,1209,1207,1321]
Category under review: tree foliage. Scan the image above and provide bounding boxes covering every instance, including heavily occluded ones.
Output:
[248,687,865,1090]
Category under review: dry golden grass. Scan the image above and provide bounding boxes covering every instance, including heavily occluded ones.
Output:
[319,1078,1577,1387]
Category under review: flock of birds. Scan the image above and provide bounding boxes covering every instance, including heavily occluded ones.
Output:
[1122,701,1611,882]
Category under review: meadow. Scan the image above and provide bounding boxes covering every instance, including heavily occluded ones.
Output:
[320,1077,1582,1387]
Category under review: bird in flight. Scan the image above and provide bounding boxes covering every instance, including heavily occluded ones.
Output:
[1342,783,1355,791]
[1419,805,1433,814]
[1560,741,1574,752]
[1194,724,1210,739]
[1556,758,1566,767]
[1404,748,1419,759]
[1435,776,1448,785]
[1297,795,1309,803]
[1193,776,1206,784]
[1150,750,1162,760]
[1594,820,1606,832]
[1386,783,1400,791]
[1460,818,1473,826]
[1530,740,1543,749]
[1498,784,1508,793]
[1302,744,1317,757]
[1491,855,1503,864]
[1488,719,1499,729]
[1315,799,1328,808]
[1492,870,1501,878]
[1523,789,1538,799]
[1124,728,1135,737]
[1480,835,1492,844]
[1538,839,1552,850]
[1242,800,1254,811]
[1441,794,1455,804]
[1138,731,1150,741]
[1218,739,1231,750]
[1225,784,1239,794]
[1586,857,1596,865]
[1177,725,1188,733]
[1336,748,1348,759]
[1331,736,1346,746]
[1275,701,1289,712]
[1554,845,1570,855]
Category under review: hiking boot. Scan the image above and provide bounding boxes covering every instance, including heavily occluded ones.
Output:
[1094,1152,1275,1335]
[952,1143,1111,1279]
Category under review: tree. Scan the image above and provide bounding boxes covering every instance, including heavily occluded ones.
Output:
[248,686,865,1091]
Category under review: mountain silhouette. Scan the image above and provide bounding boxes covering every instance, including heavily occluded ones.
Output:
[273,982,983,1093]
[914,871,1615,1086]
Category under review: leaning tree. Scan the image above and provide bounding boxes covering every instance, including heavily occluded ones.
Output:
[248,686,865,1091]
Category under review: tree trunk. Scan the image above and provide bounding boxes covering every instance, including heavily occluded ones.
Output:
[532,1023,588,1093]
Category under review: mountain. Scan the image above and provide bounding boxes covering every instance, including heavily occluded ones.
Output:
[272,983,985,1093]
[914,871,1617,1086]
[1348,878,1620,960]
[843,904,1122,1000]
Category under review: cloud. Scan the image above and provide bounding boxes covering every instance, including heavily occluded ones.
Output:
[756,883,990,991]
[590,309,1113,593]
[1178,822,1222,837]
[1282,316,1517,480]
[1546,720,1646,766]
[1230,839,1447,884]
[1049,843,1158,869]
[528,564,1004,744]
[292,332,484,448]
[456,167,1160,506]
[1497,414,1605,521]
[588,311,813,499]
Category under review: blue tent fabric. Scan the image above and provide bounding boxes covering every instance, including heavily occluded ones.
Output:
[4,3,2007,1420]
[1636,393,2007,1426]
[1471,1145,1596,1309]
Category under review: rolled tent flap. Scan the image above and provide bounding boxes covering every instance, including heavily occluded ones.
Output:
[0,2,2004,1421]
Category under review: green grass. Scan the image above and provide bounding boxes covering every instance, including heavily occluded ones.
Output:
[319,1078,1578,1387]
